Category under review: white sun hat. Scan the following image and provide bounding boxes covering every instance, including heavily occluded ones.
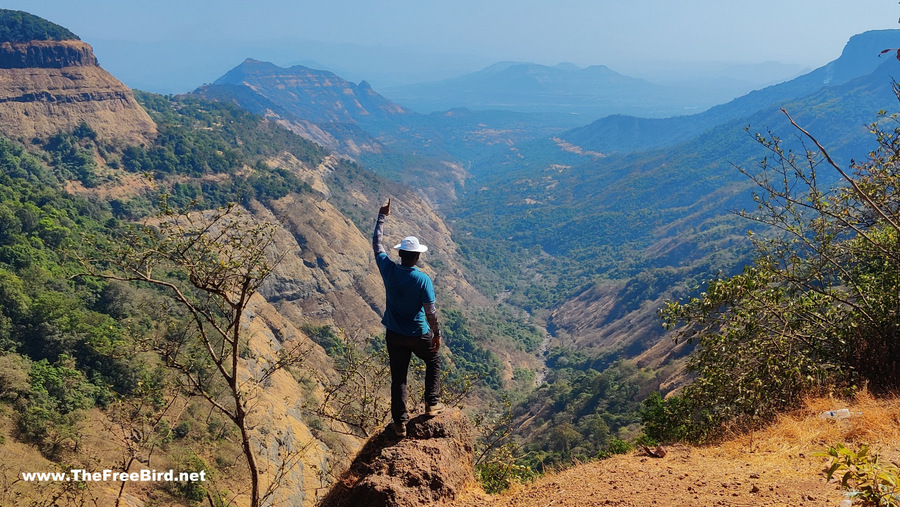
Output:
[394,236,428,252]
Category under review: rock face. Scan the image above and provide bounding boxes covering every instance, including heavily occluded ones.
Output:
[319,409,475,507]
[0,40,155,144]
[0,39,96,67]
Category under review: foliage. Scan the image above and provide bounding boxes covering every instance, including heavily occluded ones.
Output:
[517,358,657,469]
[658,103,900,441]
[42,127,98,187]
[0,137,155,458]
[170,450,213,503]
[598,437,633,458]
[476,457,538,495]
[820,443,900,507]
[18,355,99,456]
[78,200,304,507]
[640,391,693,444]
[0,9,79,43]
[440,309,503,389]
[473,394,538,494]
[312,327,391,437]
[122,92,323,211]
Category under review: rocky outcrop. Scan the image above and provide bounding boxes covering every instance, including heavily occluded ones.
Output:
[0,40,96,68]
[0,40,155,144]
[319,410,475,507]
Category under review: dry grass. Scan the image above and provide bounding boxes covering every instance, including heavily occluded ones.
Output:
[454,392,900,506]
[723,390,900,461]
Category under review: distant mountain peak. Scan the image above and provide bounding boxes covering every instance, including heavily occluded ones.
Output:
[825,29,900,84]
[200,59,408,126]
[555,62,582,71]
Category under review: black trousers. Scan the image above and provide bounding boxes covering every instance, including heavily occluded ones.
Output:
[385,328,442,425]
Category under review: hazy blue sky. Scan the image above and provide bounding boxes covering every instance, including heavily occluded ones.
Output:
[5,1,899,92]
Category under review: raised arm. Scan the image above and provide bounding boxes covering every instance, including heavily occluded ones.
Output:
[373,198,391,255]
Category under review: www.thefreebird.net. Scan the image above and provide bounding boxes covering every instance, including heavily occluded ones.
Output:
[20,469,207,483]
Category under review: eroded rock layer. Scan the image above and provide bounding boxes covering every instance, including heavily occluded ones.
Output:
[0,40,155,144]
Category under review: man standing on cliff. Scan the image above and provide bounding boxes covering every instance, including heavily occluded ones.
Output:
[373,198,444,437]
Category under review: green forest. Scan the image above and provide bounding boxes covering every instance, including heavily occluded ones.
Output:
[2,8,900,504]
[0,9,78,42]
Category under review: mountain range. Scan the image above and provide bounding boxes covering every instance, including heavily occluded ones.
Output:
[2,8,899,505]
[380,60,807,117]
[562,29,900,154]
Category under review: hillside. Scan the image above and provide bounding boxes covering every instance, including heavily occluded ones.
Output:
[192,59,406,158]
[453,31,900,361]
[454,394,900,506]
[192,60,588,207]
[187,30,900,476]
[0,11,156,146]
[3,8,899,506]
[0,13,501,504]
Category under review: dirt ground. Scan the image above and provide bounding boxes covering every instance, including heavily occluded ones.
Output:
[452,394,900,507]
[453,444,843,506]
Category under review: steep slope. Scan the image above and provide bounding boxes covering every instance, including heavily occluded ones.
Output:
[0,11,156,145]
[193,60,480,207]
[562,29,900,154]
[0,17,486,502]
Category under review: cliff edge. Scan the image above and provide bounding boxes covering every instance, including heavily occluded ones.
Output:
[0,37,156,144]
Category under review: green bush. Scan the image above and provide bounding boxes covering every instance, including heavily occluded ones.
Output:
[819,443,900,507]
[476,461,538,494]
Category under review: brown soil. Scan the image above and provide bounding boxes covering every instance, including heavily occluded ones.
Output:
[453,393,900,507]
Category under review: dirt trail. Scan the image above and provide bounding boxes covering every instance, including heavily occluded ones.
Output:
[454,444,843,506]
[453,394,900,507]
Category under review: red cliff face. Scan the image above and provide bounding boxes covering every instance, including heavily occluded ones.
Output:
[0,40,156,144]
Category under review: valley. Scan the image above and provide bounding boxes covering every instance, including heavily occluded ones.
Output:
[0,7,898,506]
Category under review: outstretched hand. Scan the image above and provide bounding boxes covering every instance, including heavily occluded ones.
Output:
[379,198,391,216]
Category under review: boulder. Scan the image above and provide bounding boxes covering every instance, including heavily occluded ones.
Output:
[319,409,475,507]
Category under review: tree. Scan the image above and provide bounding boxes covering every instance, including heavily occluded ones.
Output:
[78,200,305,507]
[656,96,900,440]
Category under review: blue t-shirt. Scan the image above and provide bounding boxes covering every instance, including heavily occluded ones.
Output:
[376,252,435,336]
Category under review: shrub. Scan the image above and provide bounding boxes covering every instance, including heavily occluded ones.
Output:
[820,443,900,507]
[658,104,900,441]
